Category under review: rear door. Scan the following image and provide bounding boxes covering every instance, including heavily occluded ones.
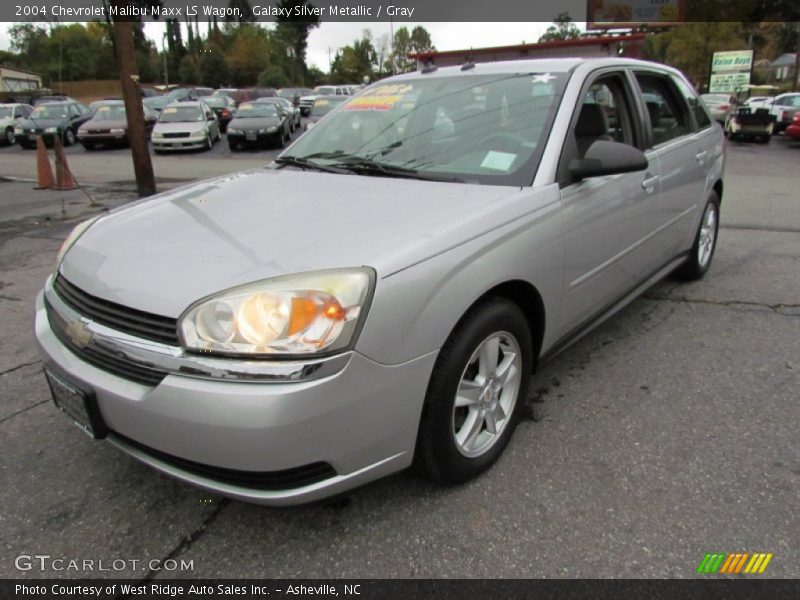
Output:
[557,69,661,334]
[631,70,709,259]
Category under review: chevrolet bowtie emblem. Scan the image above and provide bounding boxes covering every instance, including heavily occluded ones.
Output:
[65,320,93,348]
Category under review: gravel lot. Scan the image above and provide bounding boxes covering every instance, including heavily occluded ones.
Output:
[1,134,798,579]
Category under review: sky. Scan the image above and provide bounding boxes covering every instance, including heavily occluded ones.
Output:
[0,21,567,73]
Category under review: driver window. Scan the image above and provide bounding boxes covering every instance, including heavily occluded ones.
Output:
[573,77,634,159]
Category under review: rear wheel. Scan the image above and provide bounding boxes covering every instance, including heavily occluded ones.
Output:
[675,192,720,281]
[416,298,532,483]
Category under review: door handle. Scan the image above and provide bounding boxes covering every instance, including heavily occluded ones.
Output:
[642,175,659,193]
[695,150,708,164]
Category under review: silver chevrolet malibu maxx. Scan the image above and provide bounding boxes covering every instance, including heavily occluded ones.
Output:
[35,59,724,505]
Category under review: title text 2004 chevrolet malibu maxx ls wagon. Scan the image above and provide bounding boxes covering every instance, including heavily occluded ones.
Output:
[35,59,724,505]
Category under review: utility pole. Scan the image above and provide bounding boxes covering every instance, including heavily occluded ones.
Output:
[113,18,156,197]
[793,23,800,92]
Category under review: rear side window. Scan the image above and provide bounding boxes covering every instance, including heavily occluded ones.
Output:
[671,75,712,129]
[635,73,692,146]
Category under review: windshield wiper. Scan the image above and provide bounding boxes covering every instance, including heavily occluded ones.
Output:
[273,155,348,174]
[330,156,465,182]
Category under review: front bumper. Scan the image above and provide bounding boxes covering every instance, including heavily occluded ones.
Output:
[78,132,128,144]
[34,285,436,505]
[227,130,282,147]
[152,134,207,150]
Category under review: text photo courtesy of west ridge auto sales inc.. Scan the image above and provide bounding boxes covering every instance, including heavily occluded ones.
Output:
[1,0,799,598]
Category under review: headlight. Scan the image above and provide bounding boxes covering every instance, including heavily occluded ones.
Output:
[110,128,125,134]
[152,131,163,139]
[45,127,58,133]
[55,215,102,271]
[267,126,278,132]
[227,128,241,135]
[194,129,206,136]
[179,268,374,357]
[14,127,24,134]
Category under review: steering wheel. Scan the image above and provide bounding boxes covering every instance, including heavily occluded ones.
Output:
[478,132,527,153]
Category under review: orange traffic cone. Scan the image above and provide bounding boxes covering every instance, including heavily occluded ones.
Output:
[53,134,78,191]
[34,136,55,190]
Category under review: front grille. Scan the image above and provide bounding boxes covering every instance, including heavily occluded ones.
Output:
[114,432,338,490]
[46,298,168,387]
[53,275,180,346]
[89,129,111,134]
[163,132,190,139]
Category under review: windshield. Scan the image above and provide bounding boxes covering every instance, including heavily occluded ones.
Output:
[203,97,226,108]
[234,103,279,118]
[0,107,12,118]
[310,97,346,117]
[314,86,337,95]
[31,105,69,119]
[158,106,204,122]
[283,72,567,186]
[93,105,126,120]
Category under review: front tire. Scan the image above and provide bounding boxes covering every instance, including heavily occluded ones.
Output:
[4,127,14,145]
[675,192,720,281]
[64,128,76,146]
[416,298,532,484]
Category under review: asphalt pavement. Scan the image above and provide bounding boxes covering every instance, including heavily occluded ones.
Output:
[0,135,798,579]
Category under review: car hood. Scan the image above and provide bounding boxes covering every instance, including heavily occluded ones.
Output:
[229,116,282,130]
[80,118,127,130]
[59,168,527,317]
[18,117,69,129]
[154,121,206,133]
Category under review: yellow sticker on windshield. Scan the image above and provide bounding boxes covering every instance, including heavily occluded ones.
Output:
[345,84,413,111]
[163,107,177,114]
[315,100,330,106]
[240,103,253,109]
[98,106,110,112]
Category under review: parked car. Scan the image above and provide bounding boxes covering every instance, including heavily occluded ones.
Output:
[226,101,291,150]
[34,58,724,506]
[245,87,278,99]
[743,96,774,109]
[786,112,800,141]
[201,95,236,132]
[15,100,92,148]
[143,95,172,113]
[33,94,77,106]
[150,101,220,153]
[212,88,253,106]
[77,100,157,149]
[304,95,347,131]
[724,106,775,143]
[277,87,313,106]
[253,96,301,131]
[700,93,737,124]
[298,85,351,115]
[0,102,33,145]
[766,93,800,133]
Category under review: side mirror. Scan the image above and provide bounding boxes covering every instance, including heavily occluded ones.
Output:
[569,140,648,181]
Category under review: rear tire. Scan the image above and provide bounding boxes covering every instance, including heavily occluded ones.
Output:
[675,192,720,281]
[416,298,532,484]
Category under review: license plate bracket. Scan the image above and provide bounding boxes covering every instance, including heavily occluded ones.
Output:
[44,368,108,440]
[245,131,257,141]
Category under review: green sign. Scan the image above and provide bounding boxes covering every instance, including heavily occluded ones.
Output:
[709,50,752,93]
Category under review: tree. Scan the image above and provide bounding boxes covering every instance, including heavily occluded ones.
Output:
[649,23,748,89]
[390,26,435,73]
[539,13,581,43]
[275,0,321,84]
[199,43,231,88]
[330,32,377,83]
[258,64,290,88]
[227,25,271,85]
[178,55,200,84]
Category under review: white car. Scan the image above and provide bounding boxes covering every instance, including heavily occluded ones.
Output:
[151,101,220,152]
[767,93,800,133]
[0,103,33,145]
